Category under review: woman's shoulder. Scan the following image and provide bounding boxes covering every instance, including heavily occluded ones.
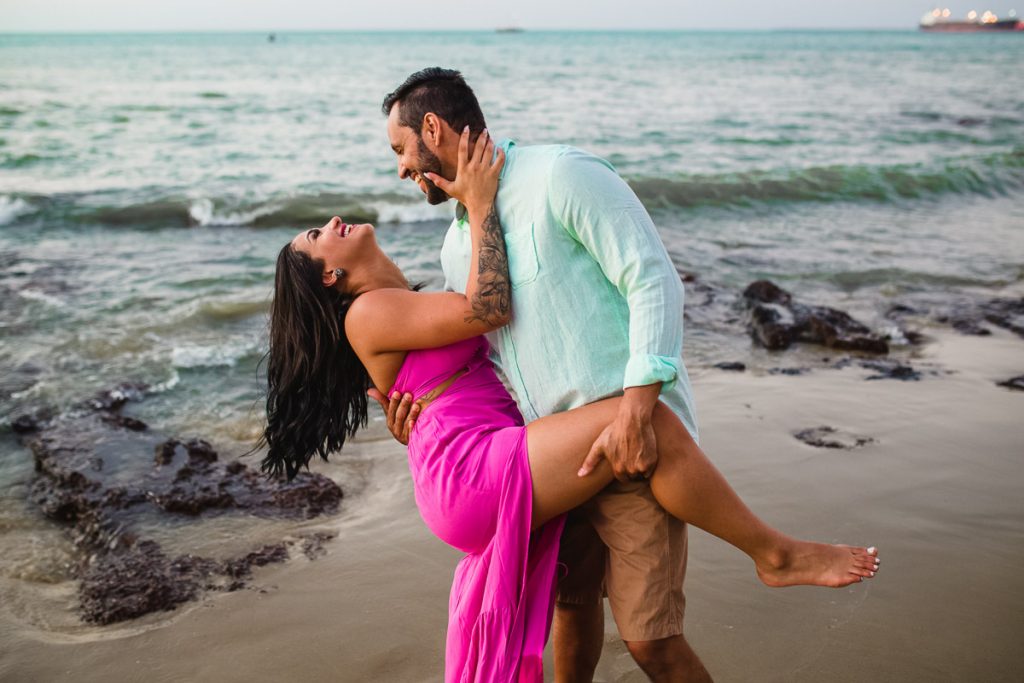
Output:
[345,287,428,355]
[347,288,414,320]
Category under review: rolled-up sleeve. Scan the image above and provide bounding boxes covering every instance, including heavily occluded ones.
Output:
[547,150,685,392]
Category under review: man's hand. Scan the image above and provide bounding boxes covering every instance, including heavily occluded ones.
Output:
[367,388,420,446]
[578,384,661,480]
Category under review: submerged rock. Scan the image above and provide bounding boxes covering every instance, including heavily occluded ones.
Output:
[930,296,1024,339]
[300,531,337,560]
[713,361,746,372]
[831,356,925,381]
[794,426,875,450]
[997,375,1024,391]
[17,382,342,625]
[11,413,43,434]
[79,540,216,624]
[948,316,992,336]
[769,367,810,376]
[981,298,1024,338]
[858,359,922,381]
[742,280,889,354]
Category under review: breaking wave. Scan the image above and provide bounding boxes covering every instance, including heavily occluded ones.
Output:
[629,148,1024,209]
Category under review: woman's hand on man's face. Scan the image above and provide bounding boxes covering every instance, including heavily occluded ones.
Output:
[424,127,505,215]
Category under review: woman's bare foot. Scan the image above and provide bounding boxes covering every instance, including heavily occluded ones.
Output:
[756,542,880,588]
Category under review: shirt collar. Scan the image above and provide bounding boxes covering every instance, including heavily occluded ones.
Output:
[454,137,515,224]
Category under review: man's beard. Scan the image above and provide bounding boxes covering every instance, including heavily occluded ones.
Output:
[416,137,450,206]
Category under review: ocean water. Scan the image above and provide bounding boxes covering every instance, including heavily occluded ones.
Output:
[0,30,1022,628]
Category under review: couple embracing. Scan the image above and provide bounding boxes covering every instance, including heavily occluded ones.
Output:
[261,68,879,682]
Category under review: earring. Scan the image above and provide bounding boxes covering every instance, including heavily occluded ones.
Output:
[334,268,346,279]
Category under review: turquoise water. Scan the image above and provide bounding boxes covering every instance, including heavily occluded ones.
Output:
[0,31,1022,594]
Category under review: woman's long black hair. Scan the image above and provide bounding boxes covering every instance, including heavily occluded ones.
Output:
[258,244,370,481]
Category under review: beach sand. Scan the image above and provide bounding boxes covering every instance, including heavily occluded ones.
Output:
[1,328,1022,682]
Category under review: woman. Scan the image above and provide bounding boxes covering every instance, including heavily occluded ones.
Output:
[262,130,880,682]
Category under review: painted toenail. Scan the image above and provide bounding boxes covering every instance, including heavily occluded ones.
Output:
[867,547,877,554]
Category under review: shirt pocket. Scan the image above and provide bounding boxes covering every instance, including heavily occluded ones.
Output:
[504,223,540,289]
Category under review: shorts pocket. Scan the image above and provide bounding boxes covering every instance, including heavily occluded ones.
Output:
[503,224,540,289]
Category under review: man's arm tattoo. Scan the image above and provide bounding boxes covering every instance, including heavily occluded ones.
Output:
[466,203,511,325]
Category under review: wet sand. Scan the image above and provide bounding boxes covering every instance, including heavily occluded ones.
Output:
[1,328,1022,682]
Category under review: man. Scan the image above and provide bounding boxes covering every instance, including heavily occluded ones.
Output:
[371,67,711,682]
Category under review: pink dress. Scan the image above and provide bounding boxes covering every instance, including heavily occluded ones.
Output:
[390,336,566,683]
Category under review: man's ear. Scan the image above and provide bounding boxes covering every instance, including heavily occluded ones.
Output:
[422,112,442,148]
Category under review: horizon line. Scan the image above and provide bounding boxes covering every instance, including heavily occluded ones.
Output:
[0,27,927,35]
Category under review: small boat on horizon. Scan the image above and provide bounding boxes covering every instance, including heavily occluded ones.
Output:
[495,27,525,34]
[919,8,1023,31]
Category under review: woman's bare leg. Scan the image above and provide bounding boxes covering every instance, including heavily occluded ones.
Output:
[526,400,880,588]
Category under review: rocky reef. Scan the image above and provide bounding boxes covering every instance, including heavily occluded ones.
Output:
[14,383,341,625]
[742,280,890,354]
[997,375,1024,391]
[794,426,875,450]
[887,296,1024,340]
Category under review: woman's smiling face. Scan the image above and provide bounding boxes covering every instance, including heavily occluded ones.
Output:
[290,216,379,288]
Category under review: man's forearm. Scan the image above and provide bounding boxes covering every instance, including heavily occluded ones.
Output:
[620,382,662,418]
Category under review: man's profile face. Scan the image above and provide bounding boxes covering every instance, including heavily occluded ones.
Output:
[386,105,449,205]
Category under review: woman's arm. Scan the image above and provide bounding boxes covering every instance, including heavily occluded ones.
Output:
[347,129,508,353]
[463,199,510,327]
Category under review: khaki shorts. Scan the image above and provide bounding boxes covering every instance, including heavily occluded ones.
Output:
[556,480,688,642]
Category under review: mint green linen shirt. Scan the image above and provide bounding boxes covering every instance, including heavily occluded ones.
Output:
[441,140,698,439]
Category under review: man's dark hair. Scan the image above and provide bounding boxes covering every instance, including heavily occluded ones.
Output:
[382,67,486,135]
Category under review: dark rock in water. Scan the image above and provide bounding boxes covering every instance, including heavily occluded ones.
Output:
[9,406,55,434]
[301,531,337,560]
[681,278,744,333]
[831,356,924,381]
[937,297,1024,339]
[997,375,1024,391]
[17,383,343,625]
[903,330,927,345]
[79,540,214,624]
[859,359,922,381]
[78,538,298,623]
[794,426,874,450]
[885,303,919,318]
[956,116,985,127]
[946,315,992,336]
[882,305,927,345]
[769,367,810,376]
[100,413,148,431]
[742,280,889,354]
[713,361,746,372]
[82,382,148,412]
[11,413,42,434]
[744,280,792,305]
[981,298,1024,339]
[222,544,290,579]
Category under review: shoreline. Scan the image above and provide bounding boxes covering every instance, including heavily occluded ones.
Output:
[1,327,1022,681]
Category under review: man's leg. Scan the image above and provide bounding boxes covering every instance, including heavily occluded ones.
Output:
[553,508,607,683]
[625,635,711,683]
[592,482,713,681]
[553,602,603,683]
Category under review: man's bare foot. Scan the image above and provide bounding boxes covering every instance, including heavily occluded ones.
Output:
[756,542,880,588]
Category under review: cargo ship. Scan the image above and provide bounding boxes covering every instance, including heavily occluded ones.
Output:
[920,8,1024,31]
